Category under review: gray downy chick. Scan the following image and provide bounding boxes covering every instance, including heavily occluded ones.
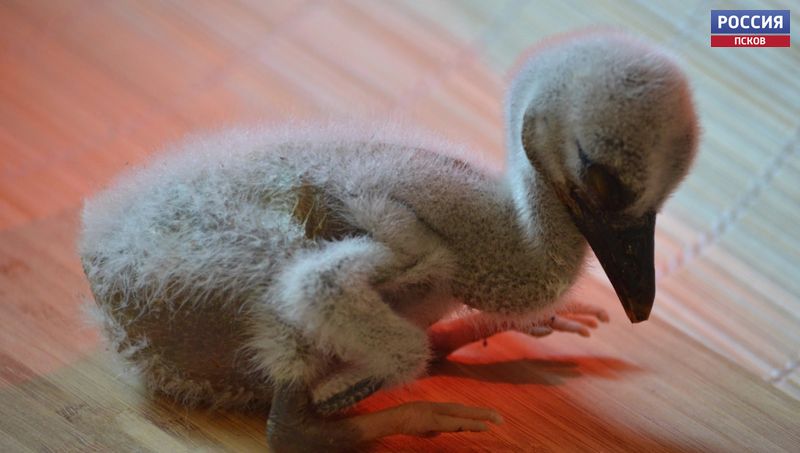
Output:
[79,31,698,450]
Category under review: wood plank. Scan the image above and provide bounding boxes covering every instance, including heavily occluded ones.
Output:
[1,0,799,450]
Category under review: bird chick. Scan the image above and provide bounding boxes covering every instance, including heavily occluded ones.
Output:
[79,31,697,451]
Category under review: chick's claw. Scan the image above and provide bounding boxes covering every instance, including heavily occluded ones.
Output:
[352,401,502,439]
[523,325,554,337]
[562,303,611,323]
[532,304,610,338]
[550,316,592,337]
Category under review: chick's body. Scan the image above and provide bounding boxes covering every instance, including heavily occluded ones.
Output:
[81,32,698,448]
[80,125,585,409]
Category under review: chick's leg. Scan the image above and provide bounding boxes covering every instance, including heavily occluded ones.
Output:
[429,304,609,359]
[267,383,361,453]
[274,238,429,414]
[267,383,502,452]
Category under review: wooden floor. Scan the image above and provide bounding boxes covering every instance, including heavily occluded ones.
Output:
[1,0,798,451]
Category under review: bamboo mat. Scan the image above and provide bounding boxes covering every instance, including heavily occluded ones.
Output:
[1,0,799,451]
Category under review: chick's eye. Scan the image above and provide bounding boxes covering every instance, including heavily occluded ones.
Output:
[584,163,633,212]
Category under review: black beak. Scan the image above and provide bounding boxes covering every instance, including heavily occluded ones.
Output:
[540,163,659,322]
[556,182,657,323]
[576,212,656,323]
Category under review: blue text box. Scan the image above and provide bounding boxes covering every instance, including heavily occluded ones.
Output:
[711,10,790,34]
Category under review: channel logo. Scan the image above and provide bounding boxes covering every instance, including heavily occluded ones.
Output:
[711,10,790,47]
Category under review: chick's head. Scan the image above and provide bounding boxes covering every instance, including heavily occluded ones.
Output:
[512,33,699,322]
